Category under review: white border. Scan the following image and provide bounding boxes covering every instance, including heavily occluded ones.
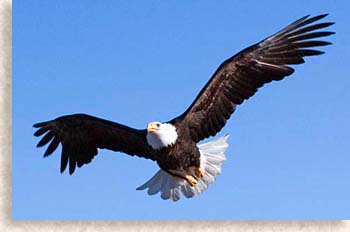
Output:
[1,0,348,230]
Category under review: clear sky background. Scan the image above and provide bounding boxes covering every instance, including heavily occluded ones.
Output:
[13,0,350,219]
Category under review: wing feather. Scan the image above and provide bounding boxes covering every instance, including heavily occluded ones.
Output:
[171,14,334,142]
[33,113,154,174]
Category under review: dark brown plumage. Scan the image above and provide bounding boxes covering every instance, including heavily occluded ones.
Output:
[34,114,154,174]
[154,136,200,177]
[34,14,334,182]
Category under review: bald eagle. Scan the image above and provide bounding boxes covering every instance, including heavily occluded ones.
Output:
[34,14,334,201]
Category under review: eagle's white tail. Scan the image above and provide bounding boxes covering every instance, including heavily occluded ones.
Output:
[136,134,229,201]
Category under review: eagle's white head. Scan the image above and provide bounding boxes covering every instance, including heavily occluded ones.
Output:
[146,122,178,150]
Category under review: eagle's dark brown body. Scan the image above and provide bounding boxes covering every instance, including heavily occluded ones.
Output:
[154,127,201,177]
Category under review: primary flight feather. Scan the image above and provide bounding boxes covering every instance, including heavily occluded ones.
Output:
[34,14,334,201]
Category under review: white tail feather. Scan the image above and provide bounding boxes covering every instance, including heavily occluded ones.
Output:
[136,134,229,201]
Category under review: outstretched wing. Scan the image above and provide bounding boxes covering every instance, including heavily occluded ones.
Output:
[171,14,334,142]
[33,113,154,174]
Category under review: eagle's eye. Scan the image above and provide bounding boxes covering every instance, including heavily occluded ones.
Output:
[156,123,160,127]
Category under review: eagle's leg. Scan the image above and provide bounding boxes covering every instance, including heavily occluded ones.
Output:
[185,175,198,187]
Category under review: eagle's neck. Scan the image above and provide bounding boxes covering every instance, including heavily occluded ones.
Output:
[146,123,178,150]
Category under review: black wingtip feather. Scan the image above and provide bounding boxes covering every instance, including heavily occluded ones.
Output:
[36,132,54,147]
[316,13,329,19]
[294,15,310,25]
[69,166,76,175]
[43,137,60,157]
[34,127,49,137]
[60,153,68,174]
[69,157,76,175]
[33,121,49,128]
[303,14,329,25]
[293,40,332,48]
[289,31,334,43]
[298,49,325,56]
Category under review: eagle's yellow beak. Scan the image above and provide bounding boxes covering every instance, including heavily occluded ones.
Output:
[147,122,159,132]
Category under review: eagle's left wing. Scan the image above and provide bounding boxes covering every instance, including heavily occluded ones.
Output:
[170,14,334,142]
[33,113,154,174]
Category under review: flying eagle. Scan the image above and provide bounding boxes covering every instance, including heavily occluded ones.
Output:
[34,14,334,201]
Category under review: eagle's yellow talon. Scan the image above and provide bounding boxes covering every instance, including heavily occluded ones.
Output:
[185,175,198,187]
[195,167,205,178]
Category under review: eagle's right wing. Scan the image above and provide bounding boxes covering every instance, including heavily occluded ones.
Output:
[33,113,155,174]
[170,14,334,142]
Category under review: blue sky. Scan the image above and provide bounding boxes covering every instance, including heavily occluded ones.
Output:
[13,0,350,219]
